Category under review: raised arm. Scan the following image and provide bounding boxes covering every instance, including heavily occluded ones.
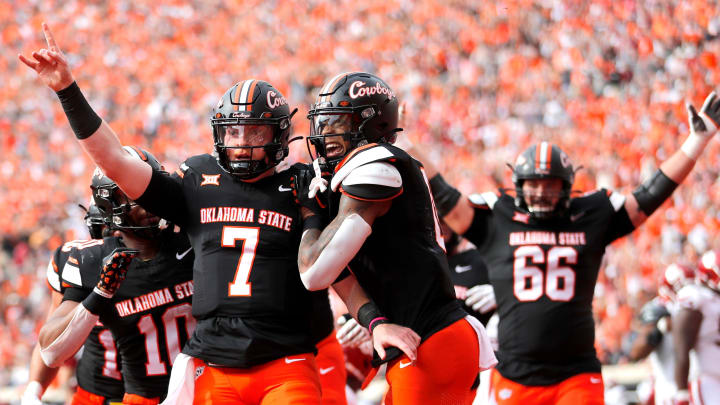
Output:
[623,92,720,227]
[19,23,150,199]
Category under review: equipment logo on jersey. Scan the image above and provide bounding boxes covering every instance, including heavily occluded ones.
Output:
[200,174,221,187]
[194,365,205,380]
[512,211,529,224]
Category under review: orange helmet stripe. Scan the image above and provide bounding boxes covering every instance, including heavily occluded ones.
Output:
[320,72,353,103]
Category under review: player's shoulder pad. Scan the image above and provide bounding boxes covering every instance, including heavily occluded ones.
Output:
[575,188,626,213]
[468,192,499,210]
[331,144,395,191]
[639,299,670,324]
[61,237,120,288]
[46,246,65,293]
[676,284,709,311]
[177,154,216,178]
[338,161,403,201]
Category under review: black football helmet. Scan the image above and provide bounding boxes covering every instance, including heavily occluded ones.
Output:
[307,72,402,167]
[91,146,164,239]
[211,80,297,179]
[511,142,575,219]
[79,203,105,239]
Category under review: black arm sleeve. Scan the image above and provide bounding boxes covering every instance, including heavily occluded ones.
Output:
[135,169,189,228]
[461,207,494,251]
[62,286,91,303]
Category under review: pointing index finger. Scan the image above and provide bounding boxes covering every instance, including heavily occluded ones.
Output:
[42,22,60,51]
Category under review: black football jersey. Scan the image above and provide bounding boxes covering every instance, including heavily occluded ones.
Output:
[62,235,195,399]
[463,190,634,385]
[135,154,318,367]
[48,241,125,400]
[447,249,492,325]
[331,144,466,365]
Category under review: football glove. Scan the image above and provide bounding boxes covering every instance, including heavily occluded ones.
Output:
[464,284,497,314]
[96,247,138,297]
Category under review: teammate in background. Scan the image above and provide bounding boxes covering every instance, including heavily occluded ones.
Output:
[407,90,720,404]
[674,251,720,404]
[630,264,695,405]
[38,148,195,404]
[442,222,495,326]
[20,24,413,404]
[23,203,126,405]
[296,71,496,404]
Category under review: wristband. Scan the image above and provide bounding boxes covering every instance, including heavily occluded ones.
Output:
[368,317,389,334]
[55,82,102,139]
[429,173,461,217]
[302,215,325,232]
[632,169,678,216]
[357,302,385,329]
[82,288,113,315]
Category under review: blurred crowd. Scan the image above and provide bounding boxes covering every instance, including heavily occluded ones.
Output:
[2,0,720,392]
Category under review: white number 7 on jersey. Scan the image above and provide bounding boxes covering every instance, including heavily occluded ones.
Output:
[222,226,260,296]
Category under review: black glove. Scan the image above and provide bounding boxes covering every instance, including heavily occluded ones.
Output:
[290,161,330,224]
[96,247,139,297]
[688,91,720,136]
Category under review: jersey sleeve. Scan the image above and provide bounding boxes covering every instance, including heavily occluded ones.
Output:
[461,192,497,250]
[46,247,64,293]
[136,166,190,228]
[605,190,635,242]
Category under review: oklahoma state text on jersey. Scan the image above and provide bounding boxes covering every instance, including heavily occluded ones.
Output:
[135,154,318,367]
[62,235,195,399]
[463,190,634,385]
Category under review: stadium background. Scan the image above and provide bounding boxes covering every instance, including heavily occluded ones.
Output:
[2,0,720,403]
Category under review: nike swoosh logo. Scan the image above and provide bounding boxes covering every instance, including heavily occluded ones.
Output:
[399,361,413,369]
[590,377,601,384]
[278,185,292,192]
[285,357,306,364]
[570,212,585,222]
[455,265,472,273]
[319,366,335,375]
[176,248,192,260]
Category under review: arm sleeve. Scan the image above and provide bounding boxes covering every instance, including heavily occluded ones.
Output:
[136,168,189,228]
[462,206,494,251]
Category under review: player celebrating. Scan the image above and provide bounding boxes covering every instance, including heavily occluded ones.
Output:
[20,24,414,404]
[24,204,126,405]
[296,71,497,404]
[407,91,720,404]
[38,148,196,404]
[674,251,720,404]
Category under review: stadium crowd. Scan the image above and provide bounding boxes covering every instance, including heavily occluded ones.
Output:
[2,0,720,396]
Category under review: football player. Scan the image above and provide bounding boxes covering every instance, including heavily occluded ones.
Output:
[674,251,720,405]
[38,148,195,404]
[406,90,720,404]
[295,72,497,404]
[630,263,695,405]
[24,204,126,405]
[20,24,413,404]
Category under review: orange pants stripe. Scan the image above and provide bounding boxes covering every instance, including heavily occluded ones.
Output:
[384,318,479,405]
[192,353,322,405]
[70,387,123,405]
[490,369,604,405]
[315,333,348,405]
[122,393,159,405]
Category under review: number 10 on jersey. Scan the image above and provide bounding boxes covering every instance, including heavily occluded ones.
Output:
[222,226,260,296]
